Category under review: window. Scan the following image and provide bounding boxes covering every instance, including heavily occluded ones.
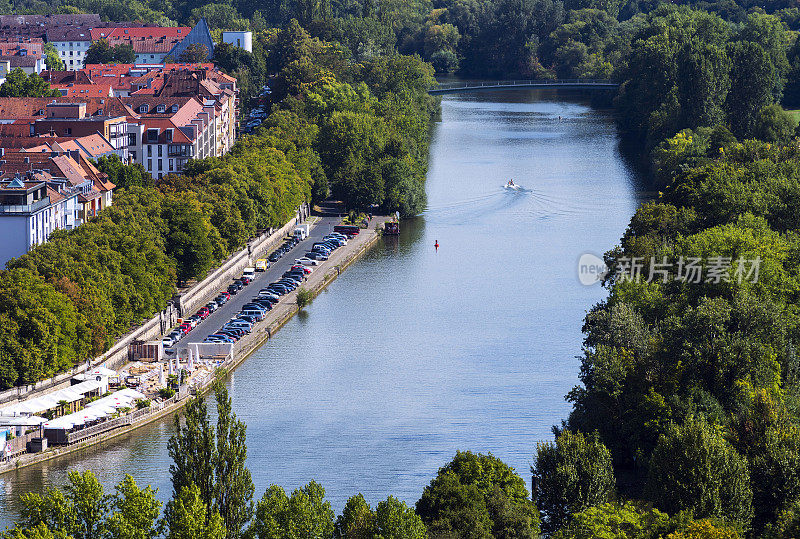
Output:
[171,105,178,113]
[128,133,136,146]
[156,104,165,113]
[130,151,136,160]
[165,129,172,142]
[147,159,152,170]
[65,128,71,135]
[147,145,152,157]
[157,145,162,157]
[139,104,149,114]
[69,51,73,56]
[146,129,158,142]
[157,159,162,171]
[169,159,173,170]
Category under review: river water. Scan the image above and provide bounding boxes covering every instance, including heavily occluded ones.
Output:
[0,89,643,525]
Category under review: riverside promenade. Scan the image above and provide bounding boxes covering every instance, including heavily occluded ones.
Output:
[0,213,388,474]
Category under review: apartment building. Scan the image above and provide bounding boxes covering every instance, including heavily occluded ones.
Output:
[0,149,115,265]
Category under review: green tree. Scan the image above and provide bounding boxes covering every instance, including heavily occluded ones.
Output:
[753,104,795,142]
[0,68,60,98]
[168,396,216,509]
[645,417,753,529]
[417,451,540,538]
[94,154,153,189]
[533,430,616,533]
[725,41,776,138]
[247,481,335,539]
[334,494,426,539]
[43,42,64,71]
[16,472,159,539]
[85,39,135,65]
[334,494,374,538]
[213,378,255,538]
[163,484,225,539]
[106,475,161,539]
[179,44,210,63]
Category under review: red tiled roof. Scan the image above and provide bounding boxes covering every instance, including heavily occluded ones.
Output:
[0,41,42,57]
[41,70,93,85]
[90,27,190,54]
[55,84,114,98]
[47,185,65,203]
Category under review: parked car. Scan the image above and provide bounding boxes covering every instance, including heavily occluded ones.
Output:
[305,252,327,261]
[162,336,175,347]
[295,257,319,266]
[292,265,312,274]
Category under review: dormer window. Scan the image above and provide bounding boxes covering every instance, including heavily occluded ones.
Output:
[156,104,165,113]
[165,129,173,142]
[147,129,158,142]
[139,104,149,113]
[171,105,178,113]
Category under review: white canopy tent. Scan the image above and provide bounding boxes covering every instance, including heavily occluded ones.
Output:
[44,389,148,433]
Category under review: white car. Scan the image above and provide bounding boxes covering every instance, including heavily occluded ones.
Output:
[295,257,319,266]
[162,336,175,347]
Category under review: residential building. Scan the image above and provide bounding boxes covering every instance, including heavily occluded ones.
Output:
[222,31,252,53]
[46,27,93,71]
[0,40,45,74]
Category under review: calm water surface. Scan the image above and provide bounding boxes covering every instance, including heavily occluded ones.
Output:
[0,89,643,525]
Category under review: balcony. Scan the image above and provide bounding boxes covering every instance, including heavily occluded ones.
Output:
[0,197,51,214]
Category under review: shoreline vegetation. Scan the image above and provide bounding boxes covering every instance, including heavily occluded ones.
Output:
[4,0,800,534]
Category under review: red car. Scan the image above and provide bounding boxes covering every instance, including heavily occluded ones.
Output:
[220,291,231,300]
[197,307,210,319]
[179,323,192,334]
[291,265,312,274]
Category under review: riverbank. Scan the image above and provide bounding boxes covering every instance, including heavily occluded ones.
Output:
[0,215,387,475]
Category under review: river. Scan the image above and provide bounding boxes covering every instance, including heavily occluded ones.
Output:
[0,89,643,525]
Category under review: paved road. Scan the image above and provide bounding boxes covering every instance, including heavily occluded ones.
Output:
[174,216,338,348]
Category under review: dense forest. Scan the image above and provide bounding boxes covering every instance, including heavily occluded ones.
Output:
[0,22,435,389]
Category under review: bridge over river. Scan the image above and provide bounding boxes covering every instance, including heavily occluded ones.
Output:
[429,79,619,94]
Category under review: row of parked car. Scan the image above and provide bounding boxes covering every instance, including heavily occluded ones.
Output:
[293,233,349,267]
[162,226,358,349]
[203,234,317,344]
[161,290,234,350]
[203,232,353,344]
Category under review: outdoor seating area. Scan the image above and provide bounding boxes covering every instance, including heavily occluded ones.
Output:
[42,388,147,444]
[0,378,108,418]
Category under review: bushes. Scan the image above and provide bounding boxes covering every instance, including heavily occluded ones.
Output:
[296,288,313,308]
